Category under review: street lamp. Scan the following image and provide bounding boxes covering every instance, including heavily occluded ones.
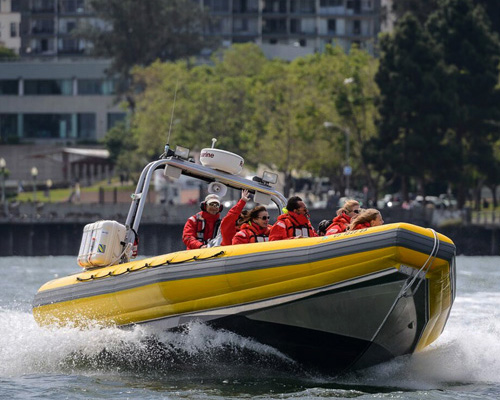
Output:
[0,158,7,215]
[31,166,38,203]
[324,122,351,196]
[46,179,53,202]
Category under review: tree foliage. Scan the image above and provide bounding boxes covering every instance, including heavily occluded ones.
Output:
[426,0,500,207]
[79,0,214,92]
[0,46,18,60]
[126,44,379,197]
[373,14,455,201]
[102,4,500,209]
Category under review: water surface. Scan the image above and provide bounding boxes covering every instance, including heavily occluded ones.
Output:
[0,256,499,399]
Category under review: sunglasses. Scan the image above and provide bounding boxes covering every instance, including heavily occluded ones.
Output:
[208,202,220,207]
[257,216,270,220]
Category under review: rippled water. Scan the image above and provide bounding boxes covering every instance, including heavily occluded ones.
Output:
[0,256,499,399]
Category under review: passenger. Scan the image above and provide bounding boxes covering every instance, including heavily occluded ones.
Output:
[269,196,317,241]
[325,199,360,235]
[348,208,384,231]
[317,219,332,236]
[182,194,223,250]
[232,205,271,245]
[220,189,251,246]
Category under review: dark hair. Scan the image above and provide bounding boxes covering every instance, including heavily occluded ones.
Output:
[236,210,249,226]
[241,205,267,224]
[286,196,303,212]
[317,219,332,236]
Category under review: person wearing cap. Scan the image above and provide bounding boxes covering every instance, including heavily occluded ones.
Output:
[182,193,223,249]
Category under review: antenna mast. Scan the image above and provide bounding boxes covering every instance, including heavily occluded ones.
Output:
[164,81,179,156]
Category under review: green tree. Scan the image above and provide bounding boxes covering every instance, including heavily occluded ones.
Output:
[79,0,214,103]
[390,0,500,36]
[131,44,264,161]
[427,0,500,208]
[372,14,455,203]
[102,120,144,179]
[269,45,379,200]
[391,0,438,24]
[0,46,18,60]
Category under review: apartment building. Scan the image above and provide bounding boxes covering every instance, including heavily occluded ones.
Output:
[0,59,125,143]
[205,0,384,57]
[16,0,387,59]
[0,0,389,184]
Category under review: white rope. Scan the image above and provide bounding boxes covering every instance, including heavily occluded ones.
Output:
[370,228,440,342]
[401,228,440,296]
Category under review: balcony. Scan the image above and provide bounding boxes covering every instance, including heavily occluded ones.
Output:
[59,0,90,14]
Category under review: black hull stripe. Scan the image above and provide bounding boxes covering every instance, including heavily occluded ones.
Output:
[33,227,455,307]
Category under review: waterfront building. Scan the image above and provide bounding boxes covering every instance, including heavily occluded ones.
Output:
[15,0,390,59]
[0,0,392,184]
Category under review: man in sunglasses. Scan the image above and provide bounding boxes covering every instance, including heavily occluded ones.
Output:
[269,196,317,241]
[325,199,360,235]
[182,194,223,249]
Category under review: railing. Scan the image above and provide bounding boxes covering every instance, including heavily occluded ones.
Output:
[470,209,500,226]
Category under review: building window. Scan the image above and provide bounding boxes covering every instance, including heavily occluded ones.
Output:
[32,0,56,13]
[0,80,18,95]
[78,113,96,139]
[328,19,336,34]
[262,18,286,34]
[31,19,55,34]
[24,80,73,95]
[24,114,73,138]
[263,0,287,13]
[233,18,249,32]
[204,0,230,12]
[78,79,116,95]
[107,113,126,130]
[60,0,86,13]
[59,38,82,53]
[10,22,18,38]
[290,0,315,13]
[66,21,76,33]
[206,18,223,34]
[353,20,361,34]
[0,114,18,141]
[320,0,342,6]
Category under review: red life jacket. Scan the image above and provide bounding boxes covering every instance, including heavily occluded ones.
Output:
[233,222,270,244]
[280,212,316,237]
[351,221,371,231]
[325,213,351,235]
[194,211,221,244]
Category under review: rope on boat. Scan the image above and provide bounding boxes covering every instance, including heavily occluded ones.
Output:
[400,228,440,297]
[76,250,225,282]
[369,228,440,342]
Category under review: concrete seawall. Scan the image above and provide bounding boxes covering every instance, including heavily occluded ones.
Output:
[1,221,498,257]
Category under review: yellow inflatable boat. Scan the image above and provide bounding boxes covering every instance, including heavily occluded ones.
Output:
[32,144,456,374]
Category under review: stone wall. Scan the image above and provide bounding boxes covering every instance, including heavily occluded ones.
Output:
[1,221,498,257]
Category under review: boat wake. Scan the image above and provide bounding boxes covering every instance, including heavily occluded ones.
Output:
[337,292,500,389]
[1,291,499,390]
[0,308,298,378]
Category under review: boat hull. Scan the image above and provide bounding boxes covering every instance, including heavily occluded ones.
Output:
[32,223,456,373]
